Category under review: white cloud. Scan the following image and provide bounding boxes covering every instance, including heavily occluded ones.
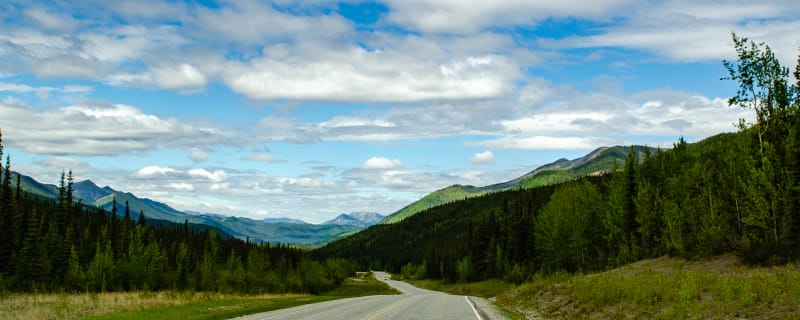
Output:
[0,100,224,156]
[134,166,178,178]
[382,0,630,34]
[0,82,92,98]
[321,117,396,129]
[187,168,227,182]
[244,153,286,163]
[362,157,403,170]
[151,63,207,92]
[168,182,194,191]
[538,1,800,65]
[188,148,209,162]
[62,85,92,93]
[25,8,79,31]
[192,0,352,45]
[469,150,494,165]
[476,136,616,151]
[224,47,518,102]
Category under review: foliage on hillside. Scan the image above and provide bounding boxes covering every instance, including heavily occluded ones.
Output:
[0,134,356,294]
[380,185,487,224]
[316,35,800,284]
[380,146,649,224]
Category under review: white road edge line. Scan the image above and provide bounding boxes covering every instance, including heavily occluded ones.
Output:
[465,296,483,320]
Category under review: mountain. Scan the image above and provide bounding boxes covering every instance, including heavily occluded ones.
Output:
[14,174,360,245]
[323,212,385,227]
[262,217,309,224]
[14,172,59,198]
[380,145,653,224]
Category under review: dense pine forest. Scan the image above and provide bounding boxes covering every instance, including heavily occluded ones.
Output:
[0,137,355,294]
[315,34,800,283]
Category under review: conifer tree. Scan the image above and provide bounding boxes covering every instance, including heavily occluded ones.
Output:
[16,209,45,290]
[64,245,85,292]
[0,154,13,274]
[0,128,4,205]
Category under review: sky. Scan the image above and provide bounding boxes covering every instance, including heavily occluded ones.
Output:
[0,0,798,223]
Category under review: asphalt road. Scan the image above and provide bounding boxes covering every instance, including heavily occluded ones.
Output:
[232,271,482,320]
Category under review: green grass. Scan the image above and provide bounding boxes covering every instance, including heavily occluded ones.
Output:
[498,256,800,319]
[408,279,514,298]
[83,294,328,320]
[1,275,399,320]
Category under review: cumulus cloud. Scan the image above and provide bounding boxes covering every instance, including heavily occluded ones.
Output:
[382,0,629,34]
[223,47,518,102]
[134,166,178,178]
[151,63,207,92]
[362,157,403,170]
[0,100,225,156]
[168,182,194,191]
[3,0,796,224]
[252,81,749,151]
[538,2,800,65]
[476,136,616,151]
[2,0,797,101]
[187,168,227,182]
[469,150,494,165]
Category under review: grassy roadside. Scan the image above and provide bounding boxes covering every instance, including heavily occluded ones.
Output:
[409,278,514,299]
[499,256,800,319]
[408,256,800,319]
[0,275,399,320]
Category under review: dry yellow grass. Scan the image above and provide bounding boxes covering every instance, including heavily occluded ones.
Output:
[0,291,302,320]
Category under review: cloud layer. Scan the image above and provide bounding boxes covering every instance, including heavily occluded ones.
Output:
[1,0,796,222]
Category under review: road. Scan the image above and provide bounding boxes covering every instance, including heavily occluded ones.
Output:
[232,271,483,320]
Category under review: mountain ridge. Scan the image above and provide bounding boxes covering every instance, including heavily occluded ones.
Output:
[13,173,360,245]
[323,212,385,227]
[380,145,654,224]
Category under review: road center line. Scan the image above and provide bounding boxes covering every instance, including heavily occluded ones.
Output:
[465,296,483,320]
[360,297,406,320]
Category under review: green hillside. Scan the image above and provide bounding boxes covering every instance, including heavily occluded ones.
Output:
[315,123,800,282]
[381,185,488,224]
[380,145,652,224]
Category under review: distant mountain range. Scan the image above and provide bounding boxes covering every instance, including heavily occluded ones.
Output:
[323,212,385,227]
[13,145,652,243]
[262,217,309,224]
[380,145,654,224]
[14,173,363,245]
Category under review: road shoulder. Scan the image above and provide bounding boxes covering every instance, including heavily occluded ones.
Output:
[468,296,508,320]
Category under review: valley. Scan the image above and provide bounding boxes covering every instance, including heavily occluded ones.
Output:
[1,4,799,320]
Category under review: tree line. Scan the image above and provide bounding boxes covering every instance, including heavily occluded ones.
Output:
[0,135,355,293]
[315,34,800,282]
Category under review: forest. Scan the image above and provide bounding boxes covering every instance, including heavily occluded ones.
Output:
[0,33,797,296]
[315,34,800,283]
[0,141,356,294]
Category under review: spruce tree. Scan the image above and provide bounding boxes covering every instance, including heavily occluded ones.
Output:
[0,128,4,205]
[0,155,14,274]
[16,209,45,290]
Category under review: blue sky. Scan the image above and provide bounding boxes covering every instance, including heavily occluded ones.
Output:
[1,0,798,223]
